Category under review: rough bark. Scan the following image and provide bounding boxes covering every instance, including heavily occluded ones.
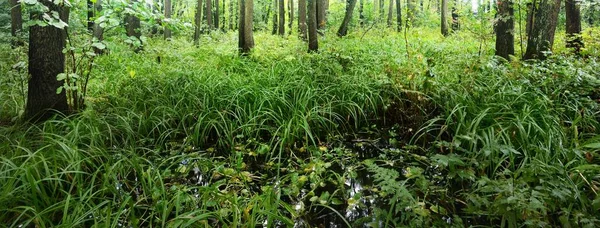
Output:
[525,2,533,36]
[308,0,318,51]
[441,0,448,36]
[299,0,308,40]
[565,0,583,53]
[278,0,285,35]
[194,0,203,45]
[317,0,326,30]
[164,0,172,39]
[396,0,402,31]
[10,0,23,47]
[289,0,294,34]
[206,0,213,29]
[239,0,254,55]
[26,0,70,121]
[337,0,357,37]
[523,0,561,60]
[495,0,514,60]
[272,0,278,34]
[387,0,393,27]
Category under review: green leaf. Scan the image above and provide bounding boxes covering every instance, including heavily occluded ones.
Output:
[91,42,106,50]
[583,143,600,149]
[23,0,38,5]
[56,73,67,81]
[56,86,63,94]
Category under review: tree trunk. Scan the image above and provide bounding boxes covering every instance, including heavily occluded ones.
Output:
[495,0,514,60]
[87,0,94,31]
[92,0,104,54]
[308,0,318,51]
[194,0,203,45]
[451,7,459,32]
[387,0,393,27]
[525,2,533,36]
[396,0,401,31]
[239,0,254,55]
[206,0,213,30]
[407,0,416,24]
[229,0,235,30]
[337,0,357,37]
[380,0,385,21]
[289,0,294,34]
[164,0,172,39]
[125,10,142,52]
[523,0,561,60]
[359,0,364,26]
[10,0,23,47]
[26,0,70,121]
[215,0,220,29]
[279,0,285,35]
[272,0,278,34]
[299,0,308,40]
[565,0,583,54]
[441,0,448,36]
[317,0,326,30]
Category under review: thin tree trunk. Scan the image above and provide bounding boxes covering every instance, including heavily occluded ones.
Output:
[272,0,278,34]
[194,0,203,45]
[337,0,357,37]
[289,0,294,34]
[229,0,234,30]
[165,0,172,39]
[525,2,533,36]
[380,0,385,21]
[299,0,308,40]
[206,0,213,29]
[93,0,104,53]
[10,0,23,47]
[215,0,220,29]
[495,0,514,60]
[239,0,254,54]
[441,0,448,36]
[565,0,582,54]
[317,0,326,30]
[279,0,285,35]
[387,0,393,27]
[308,0,318,51]
[523,0,561,60]
[26,0,70,121]
[359,0,364,26]
[396,0,402,31]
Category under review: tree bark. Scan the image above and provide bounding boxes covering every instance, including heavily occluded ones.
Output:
[206,0,213,30]
[523,0,561,60]
[441,0,448,36]
[396,0,402,31]
[10,0,23,47]
[565,0,583,54]
[26,0,70,121]
[194,0,203,45]
[317,0,326,30]
[337,0,357,37]
[299,0,308,40]
[495,0,514,60]
[359,0,364,26]
[308,0,318,51]
[229,0,235,30]
[289,0,294,34]
[164,0,172,39]
[387,0,394,27]
[92,0,104,54]
[239,0,254,55]
[272,0,278,34]
[125,9,142,52]
[215,0,220,29]
[380,0,385,21]
[525,2,533,36]
[279,0,285,35]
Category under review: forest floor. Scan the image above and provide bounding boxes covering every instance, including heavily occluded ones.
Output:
[1,27,600,227]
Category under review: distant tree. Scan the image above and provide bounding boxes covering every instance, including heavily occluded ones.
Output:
[407,0,416,24]
[523,0,561,60]
[299,0,308,40]
[26,0,70,121]
[565,0,583,54]
[495,0,514,60]
[272,0,278,34]
[10,0,22,47]
[308,0,319,51]
[206,0,213,29]
[317,0,326,30]
[441,0,448,36]
[194,0,203,45]
[239,0,254,55]
[215,0,220,29]
[279,0,285,35]
[396,0,402,31]
[289,0,294,34]
[164,0,172,39]
[387,0,393,27]
[380,0,385,20]
[337,0,357,37]
[229,0,235,30]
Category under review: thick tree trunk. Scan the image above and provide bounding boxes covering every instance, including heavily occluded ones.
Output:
[387,0,393,27]
[279,0,285,35]
[441,0,448,36]
[396,0,401,31]
[26,1,70,121]
[272,0,278,34]
[308,0,318,51]
[359,0,364,26]
[317,0,326,30]
[565,0,583,54]
[337,0,357,37]
[194,0,203,45]
[10,0,23,47]
[523,0,561,60]
[239,0,254,54]
[495,0,514,60]
[165,0,172,39]
[525,2,533,36]
[289,0,294,34]
[299,0,308,40]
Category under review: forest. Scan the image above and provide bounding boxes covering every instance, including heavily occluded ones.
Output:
[0,0,600,226]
